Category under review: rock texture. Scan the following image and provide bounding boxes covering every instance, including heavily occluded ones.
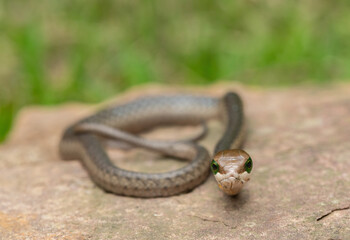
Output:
[0,84,349,240]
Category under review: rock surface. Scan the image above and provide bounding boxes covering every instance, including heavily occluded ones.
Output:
[0,84,349,240]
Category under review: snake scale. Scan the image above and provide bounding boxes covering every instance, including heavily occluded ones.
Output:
[59,92,253,197]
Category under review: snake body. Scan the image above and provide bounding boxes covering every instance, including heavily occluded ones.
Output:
[59,92,248,197]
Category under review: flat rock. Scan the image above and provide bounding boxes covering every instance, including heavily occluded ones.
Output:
[0,84,349,240]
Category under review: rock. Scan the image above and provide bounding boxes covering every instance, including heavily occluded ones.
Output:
[0,83,349,240]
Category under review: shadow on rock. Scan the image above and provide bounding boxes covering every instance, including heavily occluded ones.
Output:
[223,189,250,211]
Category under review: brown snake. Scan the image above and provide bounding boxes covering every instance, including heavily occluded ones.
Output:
[59,92,253,197]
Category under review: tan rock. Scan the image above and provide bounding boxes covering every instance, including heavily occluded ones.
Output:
[0,83,349,239]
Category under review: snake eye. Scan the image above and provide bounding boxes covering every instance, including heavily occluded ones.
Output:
[210,160,219,175]
[244,157,253,173]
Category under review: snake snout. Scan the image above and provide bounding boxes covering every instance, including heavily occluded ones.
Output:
[220,178,233,190]
[218,176,244,195]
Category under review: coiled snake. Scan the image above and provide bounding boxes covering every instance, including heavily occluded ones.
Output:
[59,92,252,197]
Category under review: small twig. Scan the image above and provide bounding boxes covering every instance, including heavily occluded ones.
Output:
[316,205,350,221]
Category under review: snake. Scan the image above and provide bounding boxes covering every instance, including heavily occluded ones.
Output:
[59,92,253,197]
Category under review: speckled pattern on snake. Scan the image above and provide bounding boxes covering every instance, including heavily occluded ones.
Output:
[59,92,253,197]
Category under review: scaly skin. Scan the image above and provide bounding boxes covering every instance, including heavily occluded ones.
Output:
[59,92,248,197]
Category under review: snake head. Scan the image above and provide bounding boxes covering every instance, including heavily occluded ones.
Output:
[211,149,252,195]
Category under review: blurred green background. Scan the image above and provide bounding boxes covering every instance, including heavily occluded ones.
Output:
[1,0,350,141]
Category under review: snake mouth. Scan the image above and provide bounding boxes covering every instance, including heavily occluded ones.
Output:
[215,172,251,195]
[218,177,243,192]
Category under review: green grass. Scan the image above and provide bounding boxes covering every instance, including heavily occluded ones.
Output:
[1,0,350,141]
